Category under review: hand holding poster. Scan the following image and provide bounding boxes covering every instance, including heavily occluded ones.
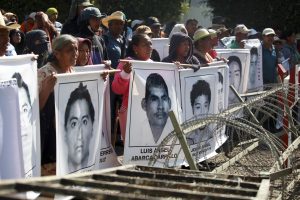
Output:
[0,79,24,180]
[55,71,105,175]
[0,55,40,178]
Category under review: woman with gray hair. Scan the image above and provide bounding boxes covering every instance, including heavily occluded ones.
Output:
[38,34,78,165]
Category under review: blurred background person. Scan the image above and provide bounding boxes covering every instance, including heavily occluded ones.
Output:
[61,0,93,35]
[185,18,198,39]
[76,37,92,66]
[9,29,26,55]
[46,7,62,33]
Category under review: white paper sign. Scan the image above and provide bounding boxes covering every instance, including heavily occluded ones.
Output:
[244,39,263,92]
[179,63,229,162]
[0,55,40,178]
[216,49,250,105]
[74,65,120,168]
[124,61,184,167]
[55,72,105,175]
[151,38,169,60]
[0,79,24,179]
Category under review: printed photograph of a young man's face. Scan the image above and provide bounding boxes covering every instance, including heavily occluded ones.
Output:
[228,56,242,103]
[12,72,34,174]
[249,47,258,87]
[64,82,95,173]
[190,80,211,121]
[141,73,171,144]
[217,72,224,113]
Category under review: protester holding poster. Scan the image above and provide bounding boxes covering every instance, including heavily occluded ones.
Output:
[38,34,78,165]
[112,34,153,142]
[193,28,214,64]
[162,32,199,65]
[229,24,250,49]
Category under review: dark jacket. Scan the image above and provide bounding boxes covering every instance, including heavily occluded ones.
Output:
[162,32,199,65]
[9,29,26,55]
[77,25,109,64]
[61,18,79,36]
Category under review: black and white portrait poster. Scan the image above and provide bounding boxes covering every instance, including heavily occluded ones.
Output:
[216,49,250,105]
[151,38,169,59]
[0,55,40,178]
[244,39,263,92]
[179,63,228,163]
[0,79,24,180]
[74,65,120,168]
[55,72,105,175]
[124,61,184,167]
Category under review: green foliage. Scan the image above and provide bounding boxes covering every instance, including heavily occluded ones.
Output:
[207,0,300,32]
[98,0,186,23]
[0,0,71,22]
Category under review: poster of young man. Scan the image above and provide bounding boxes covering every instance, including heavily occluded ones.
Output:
[0,55,40,178]
[55,72,105,175]
[179,63,228,163]
[151,38,169,59]
[74,65,120,168]
[244,39,263,92]
[216,49,250,106]
[124,61,184,167]
[0,79,24,180]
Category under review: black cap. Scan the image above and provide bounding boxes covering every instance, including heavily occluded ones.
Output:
[145,16,161,27]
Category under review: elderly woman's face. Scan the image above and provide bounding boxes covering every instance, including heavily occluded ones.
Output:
[56,42,78,67]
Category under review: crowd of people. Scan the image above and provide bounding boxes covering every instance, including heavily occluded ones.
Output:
[1,0,300,170]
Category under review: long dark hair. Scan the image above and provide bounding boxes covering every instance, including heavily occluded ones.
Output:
[126,34,149,59]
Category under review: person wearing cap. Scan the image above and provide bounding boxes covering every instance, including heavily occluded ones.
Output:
[145,16,162,38]
[78,7,108,65]
[20,12,36,34]
[193,28,214,64]
[162,32,199,65]
[215,27,230,49]
[46,7,62,33]
[229,24,250,49]
[185,18,198,39]
[34,12,59,44]
[102,11,127,142]
[0,12,20,57]
[134,25,160,62]
[61,0,93,36]
[281,30,300,68]
[261,28,278,84]
[131,19,143,31]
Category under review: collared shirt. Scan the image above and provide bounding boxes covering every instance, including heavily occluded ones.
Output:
[262,43,278,84]
[229,40,240,49]
[103,32,125,69]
